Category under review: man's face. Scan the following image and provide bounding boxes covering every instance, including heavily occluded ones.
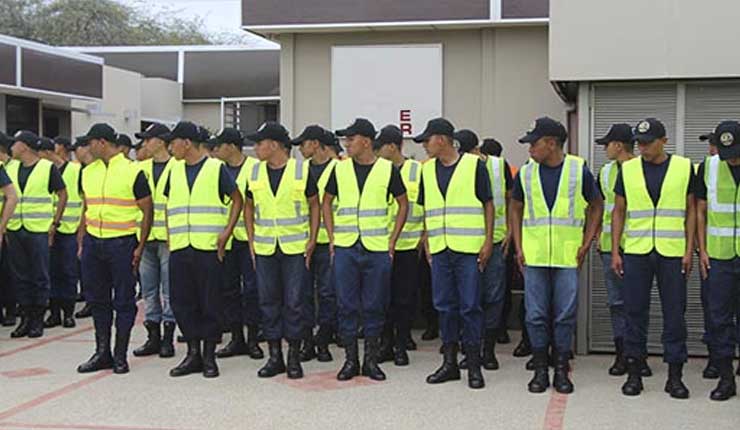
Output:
[528,137,553,164]
[605,141,621,160]
[10,141,26,159]
[377,143,396,161]
[210,143,226,161]
[135,146,149,161]
[299,140,319,159]
[169,138,187,160]
[422,135,443,158]
[254,139,275,161]
[637,137,665,158]
[143,137,163,155]
[726,156,740,167]
[75,146,92,165]
[708,144,719,156]
[344,135,366,158]
[54,144,69,159]
[88,138,105,158]
[39,150,54,161]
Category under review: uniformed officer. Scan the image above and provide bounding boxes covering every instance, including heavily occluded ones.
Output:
[324,118,408,382]
[6,132,68,339]
[76,123,153,374]
[38,137,83,329]
[0,132,19,327]
[292,125,339,362]
[164,121,242,378]
[71,137,94,320]
[415,118,492,390]
[131,123,178,359]
[209,127,263,361]
[696,120,740,401]
[611,118,695,399]
[375,125,423,366]
[512,117,603,394]
[244,122,320,379]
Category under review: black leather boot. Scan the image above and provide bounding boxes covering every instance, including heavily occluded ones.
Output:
[315,325,333,362]
[170,340,203,377]
[527,350,550,393]
[27,306,44,338]
[377,325,395,364]
[258,340,286,378]
[641,358,653,377]
[78,330,114,373]
[621,357,643,396]
[482,329,499,371]
[74,303,92,319]
[703,352,720,380]
[513,329,532,357]
[467,344,485,389]
[287,340,304,379]
[710,358,736,401]
[497,329,511,344]
[406,336,417,351]
[459,343,469,370]
[361,337,386,381]
[427,343,461,384]
[202,340,219,378]
[421,315,439,341]
[337,337,360,381]
[11,306,30,338]
[299,332,317,362]
[44,299,62,328]
[133,321,161,357]
[609,338,628,376]
[61,300,76,328]
[216,324,249,358]
[664,363,690,399]
[553,353,574,394]
[159,321,176,358]
[2,305,17,326]
[113,330,131,374]
[394,329,409,366]
[246,325,264,359]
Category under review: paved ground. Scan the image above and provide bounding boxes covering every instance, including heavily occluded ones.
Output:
[1,304,738,430]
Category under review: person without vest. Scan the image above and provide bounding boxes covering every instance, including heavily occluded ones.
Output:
[243,122,320,380]
[611,118,696,399]
[70,137,95,320]
[76,123,153,375]
[0,132,19,328]
[323,118,409,382]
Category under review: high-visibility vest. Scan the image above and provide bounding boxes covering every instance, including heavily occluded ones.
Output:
[250,158,310,256]
[704,155,740,259]
[317,158,338,245]
[333,158,393,252]
[599,161,619,252]
[520,155,587,268]
[232,156,258,242]
[486,156,508,243]
[82,153,142,239]
[622,155,691,257]
[57,162,82,234]
[423,154,486,255]
[167,157,230,252]
[6,159,55,233]
[139,158,176,241]
[393,159,423,251]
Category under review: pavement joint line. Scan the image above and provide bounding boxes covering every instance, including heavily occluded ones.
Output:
[0,325,94,359]
[0,421,189,430]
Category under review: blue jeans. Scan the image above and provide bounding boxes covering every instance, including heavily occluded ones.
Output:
[600,253,627,341]
[7,229,50,307]
[50,233,79,301]
[524,266,578,355]
[707,258,740,360]
[138,241,173,323]
[334,243,391,341]
[431,250,482,346]
[623,252,688,364]
[223,240,260,328]
[255,248,306,341]
[481,243,506,332]
[302,244,336,333]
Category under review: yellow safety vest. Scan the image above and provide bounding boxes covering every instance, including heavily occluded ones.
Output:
[317,158,338,245]
[250,158,310,256]
[393,159,423,251]
[333,158,393,252]
[82,153,142,239]
[6,159,55,233]
[57,162,82,235]
[520,155,587,268]
[139,158,176,241]
[599,161,619,252]
[232,156,258,242]
[486,156,508,243]
[623,155,691,257]
[704,155,740,259]
[167,157,230,252]
[423,154,486,255]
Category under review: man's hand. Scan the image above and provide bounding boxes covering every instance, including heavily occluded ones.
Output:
[329,241,335,265]
[699,250,711,280]
[515,248,526,274]
[132,245,144,273]
[389,238,397,261]
[477,240,493,272]
[305,239,317,270]
[681,251,693,279]
[249,241,256,268]
[611,252,624,279]
[217,230,229,263]
[501,232,512,257]
[576,244,591,270]
[48,225,57,247]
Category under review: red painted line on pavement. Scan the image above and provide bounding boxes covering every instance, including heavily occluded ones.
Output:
[0,326,93,359]
[542,366,574,430]
[0,421,187,430]
[1,368,51,379]
[277,370,381,392]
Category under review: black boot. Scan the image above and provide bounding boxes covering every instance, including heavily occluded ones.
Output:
[27,306,44,338]
[258,340,286,378]
[664,363,690,399]
[10,306,30,338]
[378,326,395,364]
[525,356,535,371]
[170,340,203,377]
[641,358,653,377]
[74,303,92,319]
[703,358,720,379]
[77,331,114,373]
[287,340,304,379]
[553,353,574,394]
[2,305,17,326]
[710,358,736,401]
[44,299,62,328]
[362,337,386,381]
[621,357,644,396]
[246,325,264,359]
[459,343,469,370]
[421,318,439,341]
[406,336,417,351]
[467,343,485,389]
[299,332,317,362]
[394,329,410,367]
[527,351,550,393]
[113,330,131,374]
[159,322,176,358]
[133,321,161,357]
[337,337,360,381]
[315,325,333,362]
[202,340,219,378]
[61,300,76,328]
[482,329,499,371]
[513,331,532,357]
[497,329,511,344]
[427,343,461,384]
[216,324,249,358]
[609,338,628,376]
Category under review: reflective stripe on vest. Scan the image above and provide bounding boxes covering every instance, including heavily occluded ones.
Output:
[232,156,257,242]
[487,156,508,243]
[521,155,586,268]
[423,154,485,254]
[57,162,82,234]
[317,158,339,245]
[705,155,740,259]
[82,154,141,239]
[138,158,176,241]
[623,155,690,257]
[599,161,621,252]
[393,159,423,251]
[6,159,55,233]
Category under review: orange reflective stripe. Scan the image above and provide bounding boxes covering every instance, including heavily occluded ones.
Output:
[85,218,138,230]
[85,197,138,207]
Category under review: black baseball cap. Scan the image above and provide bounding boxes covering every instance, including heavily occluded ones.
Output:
[413,118,455,143]
[135,123,171,140]
[53,137,73,149]
[37,137,55,151]
[319,130,337,148]
[211,127,245,147]
[454,129,479,153]
[376,125,403,147]
[519,117,567,144]
[12,130,40,148]
[197,126,211,143]
[336,118,376,139]
[480,138,502,157]
[0,132,11,149]
[292,125,326,145]
[246,122,291,145]
[632,118,666,143]
[82,123,117,142]
[711,120,740,161]
[699,132,716,145]
[73,136,90,148]
[115,134,133,148]
[595,123,633,145]
[163,121,200,142]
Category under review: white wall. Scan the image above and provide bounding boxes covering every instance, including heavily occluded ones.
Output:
[0,95,6,132]
[141,78,183,125]
[72,65,142,137]
[182,102,221,133]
